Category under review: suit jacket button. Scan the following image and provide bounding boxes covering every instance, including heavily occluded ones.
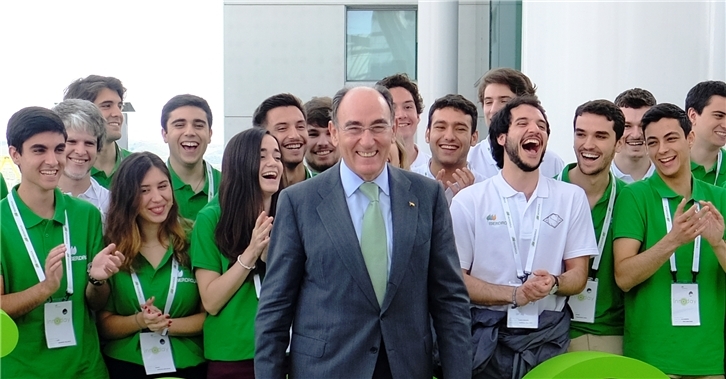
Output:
[370,347,378,354]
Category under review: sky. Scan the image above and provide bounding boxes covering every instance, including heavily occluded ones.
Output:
[0,0,224,184]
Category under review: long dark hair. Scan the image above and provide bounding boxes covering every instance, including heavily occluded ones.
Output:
[105,152,190,270]
[215,128,283,264]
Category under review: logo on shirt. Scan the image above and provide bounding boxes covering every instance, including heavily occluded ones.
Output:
[177,277,196,283]
[69,246,86,262]
[543,213,563,228]
[486,214,507,226]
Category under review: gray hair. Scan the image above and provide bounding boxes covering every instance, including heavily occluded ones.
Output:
[53,99,107,152]
[330,85,395,127]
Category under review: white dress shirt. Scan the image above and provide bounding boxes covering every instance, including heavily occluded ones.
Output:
[66,177,110,225]
[610,160,655,184]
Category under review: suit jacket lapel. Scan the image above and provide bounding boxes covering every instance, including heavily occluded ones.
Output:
[316,165,380,310]
[382,167,418,312]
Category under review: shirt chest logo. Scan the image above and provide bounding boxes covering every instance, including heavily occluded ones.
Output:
[486,214,507,226]
[543,213,563,228]
[69,246,86,262]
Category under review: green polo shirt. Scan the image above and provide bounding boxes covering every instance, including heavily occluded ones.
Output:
[91,142,132,189]
[103,246,204,369]
[0,172,8,199]
[613,173,726,375]
[190,198,258,361]
[691,148,726,187]
[0,187,108,379]
[167,160,222,221]
[558,163,625,338]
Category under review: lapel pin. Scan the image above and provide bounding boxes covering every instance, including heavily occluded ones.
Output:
[409,201,415,207]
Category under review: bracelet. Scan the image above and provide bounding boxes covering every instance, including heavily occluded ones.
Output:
[511,286,519,309]
[134,312,144,331]
[237,255,256,270]
[88,275,106,286]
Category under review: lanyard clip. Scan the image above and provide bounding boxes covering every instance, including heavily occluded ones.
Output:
[691,271,698,284]
[671,270,678,283]
[519,272,530,284]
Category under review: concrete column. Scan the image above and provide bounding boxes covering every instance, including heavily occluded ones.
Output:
[416,0,459,155]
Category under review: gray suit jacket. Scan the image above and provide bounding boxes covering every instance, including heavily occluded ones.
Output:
[255,163,471,379]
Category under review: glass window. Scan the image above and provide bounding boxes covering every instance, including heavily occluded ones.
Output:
[346,8,417,82]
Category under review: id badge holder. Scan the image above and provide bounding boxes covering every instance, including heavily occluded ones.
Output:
[44,301,76,348]
[139,332,176,375]
[570,279,598,323]
[507,282,538,329]
[671,283,700,326]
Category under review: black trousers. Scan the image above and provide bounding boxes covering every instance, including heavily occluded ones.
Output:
[104,355,207,379]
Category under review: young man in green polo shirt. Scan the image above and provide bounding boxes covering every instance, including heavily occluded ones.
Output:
[687,81,726,187]
[253,93,311,185]
[558,100,626,354]
[64,75,132,188]
[0,107,124,379]
[161,94,221,220]
[613,103,726,377]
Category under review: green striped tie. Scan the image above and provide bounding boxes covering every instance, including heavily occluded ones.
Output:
[359,182,388,306]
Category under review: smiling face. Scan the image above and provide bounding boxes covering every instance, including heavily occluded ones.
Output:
[137,166,173,227]
[10,131,66,192]
[689,95,726,149]
[64,129,98,180]
[162,105,212,168]
[265,106,307,168]
[390,86,420,141]
[497,104,548,172]
[426,107,478,169]
[646,118,693,179]
[305,123,339,172]
[93,88,124,143]
[483,83,516,126]
[259,134,283,197]
[331,87,394,181]
[617,106,649,158]
[574,113,618,176]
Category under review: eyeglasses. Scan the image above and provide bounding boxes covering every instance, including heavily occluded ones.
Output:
[341,124,391,136]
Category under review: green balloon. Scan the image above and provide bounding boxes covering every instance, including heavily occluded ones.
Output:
[523,351,669,378]
[0,310,19,357]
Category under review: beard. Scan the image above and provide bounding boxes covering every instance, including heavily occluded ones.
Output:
[306,158,335,173]
[505,136,544,172]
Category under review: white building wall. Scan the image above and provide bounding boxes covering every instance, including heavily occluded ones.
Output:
[522,1,726,163]
[223,0,490,144]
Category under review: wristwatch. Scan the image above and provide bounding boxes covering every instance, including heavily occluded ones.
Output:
[549,275,559,295]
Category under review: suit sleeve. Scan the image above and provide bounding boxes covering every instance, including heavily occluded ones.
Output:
[254,189,306,379]
[427,183,473,378]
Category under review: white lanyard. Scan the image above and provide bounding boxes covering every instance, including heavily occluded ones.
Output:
[205,160,215,202]
[662,199,701,282]
[497,189,543,283]
[131,257,179,317]
[714,150,722,186]
[7,192,73,297]
[555,171,616,272]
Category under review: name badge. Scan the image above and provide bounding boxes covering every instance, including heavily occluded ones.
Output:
[507,302,539,329]
[139,332,176,375]
[44,301,76,349]
[570,279,598,323]
[671,283,700,326]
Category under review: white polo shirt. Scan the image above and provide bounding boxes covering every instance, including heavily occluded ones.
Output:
[610,160,655,184]
[409,144,431,168]
[410,159,486,205]
[468,138,565,180]
[450,172,598,314]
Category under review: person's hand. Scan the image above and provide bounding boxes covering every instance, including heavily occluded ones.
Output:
[42,244,66,294]
[249,211,274,258]
[446,168,476,196]
[88,243,124,280]
[140,297,171,333]
[668,199,710,247]
[699,200,725,247]
[519,269,554,302]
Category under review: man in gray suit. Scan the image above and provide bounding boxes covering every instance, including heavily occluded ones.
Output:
[255,86,472,379]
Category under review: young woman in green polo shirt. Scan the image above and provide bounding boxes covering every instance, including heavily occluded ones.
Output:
[191,128,283,378]
[98,152,206,378]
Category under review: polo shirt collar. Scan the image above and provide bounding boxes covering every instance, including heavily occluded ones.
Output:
[10,186,66,228]
[492,170,549,199]
[167,159,210,193]
[560,162,613,208]
[648,172,703,201]
[690,148,725,174]
[340,159,390,198]
[136,244,175,274]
